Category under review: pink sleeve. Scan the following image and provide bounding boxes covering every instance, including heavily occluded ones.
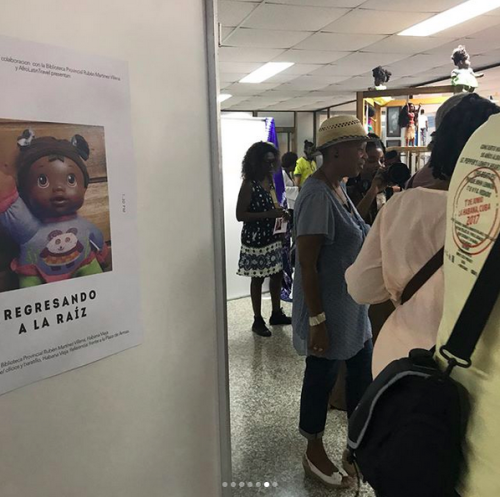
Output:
[0,188,19,214]
[346,205,390,305]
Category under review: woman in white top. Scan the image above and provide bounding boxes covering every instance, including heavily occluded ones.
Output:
[281,152,299,211]
[346,94,500,377]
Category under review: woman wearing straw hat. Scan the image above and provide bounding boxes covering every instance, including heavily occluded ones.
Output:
[292,116,386,488]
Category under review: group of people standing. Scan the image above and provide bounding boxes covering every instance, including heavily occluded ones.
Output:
[235,93,500,496]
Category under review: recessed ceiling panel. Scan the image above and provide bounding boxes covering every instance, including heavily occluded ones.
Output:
[312,52,410,77]
[243,4,349,31]
[360,0,464,12]
[219,1,259,26]
[365,35,453,54]
[273,49,349,64]
[323,9,433,35]
[430,14,500,38]
[295,32,386,52]
[223,28,312,49]
[219,47,285,62]
[270,0,365,7]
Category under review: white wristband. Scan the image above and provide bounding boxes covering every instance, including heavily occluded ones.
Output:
[309,312,326,327]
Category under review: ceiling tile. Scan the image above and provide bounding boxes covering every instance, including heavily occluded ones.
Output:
[219,1,259,26]
[270,0,365,6]
[468,24,500,42]
[323,9,433,35]
[266,89,306,98]
[221,27,234,39]
[273,49,349,64]
[264,73,302,84]
[219,62,262,73]
[223,28,312,49]
[224,82,282,95]
[328,75,374,91]
[220,96,250,109]
[294,33,386,52]
[282,63,327,75]
[360,0,464,12]
[243,4,349,31]
[311,52,409,78]
[365,35,453,54]
[474,49,500,68]
[384,54,449,77]
[431,15,500,38]
[426,38,500,58]
[220,72,249,83]
[219,47,285,62]
[278,76,336,91]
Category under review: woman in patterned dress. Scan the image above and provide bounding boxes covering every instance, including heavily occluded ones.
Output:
[236,142,291,337]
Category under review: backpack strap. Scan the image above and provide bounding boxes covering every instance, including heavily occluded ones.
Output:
[401,248,444,305]
[440,234,500,370]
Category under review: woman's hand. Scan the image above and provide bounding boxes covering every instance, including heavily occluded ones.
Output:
[309,322,329,357]
[269,208,285,219]
[371,167,389,193]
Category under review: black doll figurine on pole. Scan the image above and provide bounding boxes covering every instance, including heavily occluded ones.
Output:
[451,45,483,92]
[371,66,392,91]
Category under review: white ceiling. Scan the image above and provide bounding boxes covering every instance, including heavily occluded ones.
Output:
[218,0,500,111]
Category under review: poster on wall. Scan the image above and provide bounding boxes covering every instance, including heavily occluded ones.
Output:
[0,35,142,395]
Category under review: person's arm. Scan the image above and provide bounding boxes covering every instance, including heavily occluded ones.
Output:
[346,206,390,305]
[355,185,378,221]
[236,180,282,222]
[0,166,39,245]
[294,160,303,187]
[283,171,299,202]
[297,234,329,356]
[355,171,388,222]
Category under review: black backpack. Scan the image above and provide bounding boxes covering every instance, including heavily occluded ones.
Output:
[347,234,500,497]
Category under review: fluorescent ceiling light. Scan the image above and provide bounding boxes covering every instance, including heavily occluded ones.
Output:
[240,62,294,84]
[399,0,500,37]
[218,94,232,103]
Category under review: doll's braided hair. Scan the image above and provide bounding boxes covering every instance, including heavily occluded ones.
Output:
[451,45,469,67]
[372,66,392,84]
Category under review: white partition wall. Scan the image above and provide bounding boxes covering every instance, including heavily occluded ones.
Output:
[0,1,225,497]
[221,116,268,300]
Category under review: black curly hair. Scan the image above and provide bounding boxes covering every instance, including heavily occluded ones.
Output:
[281,151,298,171]
[451,45,469,67]
[241,141,279,181]
[367,133,386,155]
[372,66,392,85]
[431,94,500,180]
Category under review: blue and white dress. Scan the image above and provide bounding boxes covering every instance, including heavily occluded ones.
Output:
[237,180,283,278]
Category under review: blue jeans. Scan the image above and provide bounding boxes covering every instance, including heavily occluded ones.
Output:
[299,340,373,440]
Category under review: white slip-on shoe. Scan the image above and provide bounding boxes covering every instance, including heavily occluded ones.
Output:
[302,454,352,489]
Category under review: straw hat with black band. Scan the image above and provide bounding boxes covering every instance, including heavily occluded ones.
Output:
[317,116,369,151]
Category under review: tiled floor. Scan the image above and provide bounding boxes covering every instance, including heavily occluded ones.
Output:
[228,296,375,497]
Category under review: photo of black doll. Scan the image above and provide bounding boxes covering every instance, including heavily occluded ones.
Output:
[0,120,112,294]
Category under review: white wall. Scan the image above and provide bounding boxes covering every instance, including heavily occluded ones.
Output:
[0,2,224,497]
[295,112,314,154]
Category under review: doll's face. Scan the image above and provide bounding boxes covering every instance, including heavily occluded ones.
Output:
[24,156,86,218]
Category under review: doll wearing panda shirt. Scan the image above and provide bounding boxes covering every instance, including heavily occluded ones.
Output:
[0,131,108,287]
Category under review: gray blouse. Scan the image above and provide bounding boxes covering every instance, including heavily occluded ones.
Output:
[292,177,372,360]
